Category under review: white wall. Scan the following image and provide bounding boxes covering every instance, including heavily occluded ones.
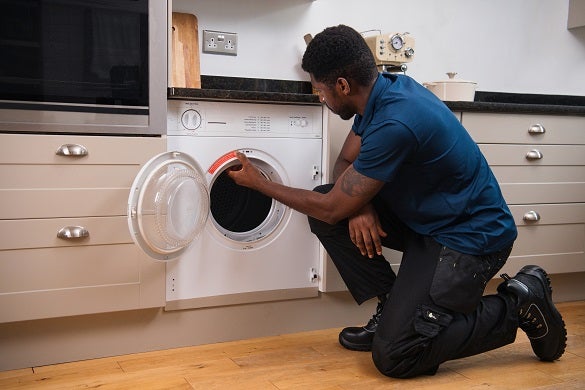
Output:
[173,0,585,96]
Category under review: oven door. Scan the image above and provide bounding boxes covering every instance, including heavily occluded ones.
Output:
[0,0,166,135]
[128,151,209,261]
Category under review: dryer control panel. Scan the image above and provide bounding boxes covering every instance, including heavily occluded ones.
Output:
[167,100,323,138]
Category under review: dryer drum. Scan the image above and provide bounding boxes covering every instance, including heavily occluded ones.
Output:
[210,170,272,233]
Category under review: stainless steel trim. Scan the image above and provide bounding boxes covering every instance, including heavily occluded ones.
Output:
[0,99,148,110]
[526,149,543,160]
[55,144,88,157]
[528,124,546,134]
[57,226,90,239]
[523,210,541,222]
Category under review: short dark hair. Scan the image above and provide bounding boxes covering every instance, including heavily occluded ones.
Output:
[302,25,378,87]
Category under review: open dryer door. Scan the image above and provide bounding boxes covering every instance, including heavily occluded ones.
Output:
[128,151,209,261]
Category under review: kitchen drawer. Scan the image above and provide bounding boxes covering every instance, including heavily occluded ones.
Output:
[0,188,129,219]
[462,113,585,144]
[0,134,166,219]
[478,144,585,166]
[0,216,132,250]
[501,252,585,276]
[0,244,141,293]
[491,165,585,184]
[509,203,585,226]
[0,245,165,323]
[500,223,585,276]
[0,133,164,164]
[0,164,141,188]
[500,183,585,204]
[498,203,585,275]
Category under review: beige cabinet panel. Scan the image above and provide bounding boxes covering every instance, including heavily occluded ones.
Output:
[0,188,129,219]
[512,224,584,256]
[462,112,585,276]
[0,242,165,321]
[0,134,164,164]
[0,216,132,250]
[491,165,585,184]
[502,205,585,276]
[509,203,585,226]
[0,133,166,323]
[0,164,141,188]
[479,144,585,166]
[463,113,585,144]
[500,253,585,276]
[0,244,141,293]
[0,284,147,323]
[501,183,585,205]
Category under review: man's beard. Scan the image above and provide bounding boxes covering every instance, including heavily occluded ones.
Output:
[338,110,355,120]
[327,103,354,121]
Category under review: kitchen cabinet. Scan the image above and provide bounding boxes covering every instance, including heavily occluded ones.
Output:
[0,134,166,323]
[462,113,585,275]
[568,0,585,29]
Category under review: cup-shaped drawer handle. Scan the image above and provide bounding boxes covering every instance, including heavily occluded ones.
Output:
[525,149,543,160]
[523,211,540,222]
[57,226,90,239]
[528,124,545,134]
[56,144,88,157]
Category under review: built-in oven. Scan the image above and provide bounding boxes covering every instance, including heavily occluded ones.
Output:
[0,0,166,135]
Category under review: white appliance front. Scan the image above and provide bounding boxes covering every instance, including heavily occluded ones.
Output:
[158,100,324,310]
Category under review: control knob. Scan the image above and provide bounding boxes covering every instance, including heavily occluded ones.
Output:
[181,109,202,130]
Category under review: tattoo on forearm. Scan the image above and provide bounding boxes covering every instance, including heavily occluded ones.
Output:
[341,168,378,196]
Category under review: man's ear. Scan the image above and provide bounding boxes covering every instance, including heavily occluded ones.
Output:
[336,77,351,95]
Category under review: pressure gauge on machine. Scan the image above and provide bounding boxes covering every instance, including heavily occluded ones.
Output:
[390,34,404,51]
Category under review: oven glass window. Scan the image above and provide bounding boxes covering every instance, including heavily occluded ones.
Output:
[0,0,149,107]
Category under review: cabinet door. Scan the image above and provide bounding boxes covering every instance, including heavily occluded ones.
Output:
[478,144,585,204]
[500,203,585,276]
[0,134,166,323]
[463,113,585,144]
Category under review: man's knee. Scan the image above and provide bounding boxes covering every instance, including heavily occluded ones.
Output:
[372,338,421,379]
[371,304,453,378]
[372,339,439,379]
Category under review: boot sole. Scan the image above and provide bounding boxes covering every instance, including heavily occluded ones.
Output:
[518,265,567,361]
[338,334,373,352]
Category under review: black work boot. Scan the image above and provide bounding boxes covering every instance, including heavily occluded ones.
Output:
[339,294,388,351]
[498,265,567,361]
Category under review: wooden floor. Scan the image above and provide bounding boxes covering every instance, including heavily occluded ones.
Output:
[1,301,584,389]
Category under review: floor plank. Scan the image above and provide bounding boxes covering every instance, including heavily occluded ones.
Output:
[1,301,584,389]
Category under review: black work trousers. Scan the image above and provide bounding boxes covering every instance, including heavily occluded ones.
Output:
[308,184,518,378]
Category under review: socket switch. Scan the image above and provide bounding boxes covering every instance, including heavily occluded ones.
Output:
[203,30,238,55]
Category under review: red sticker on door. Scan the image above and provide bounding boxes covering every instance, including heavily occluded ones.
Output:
[208,151,237,174]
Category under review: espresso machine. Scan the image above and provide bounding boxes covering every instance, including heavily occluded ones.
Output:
[363,31,415,74]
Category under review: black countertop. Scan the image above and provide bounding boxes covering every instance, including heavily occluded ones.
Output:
[168,75,585,116]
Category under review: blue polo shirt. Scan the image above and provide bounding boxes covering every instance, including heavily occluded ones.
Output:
[352,73,517,255]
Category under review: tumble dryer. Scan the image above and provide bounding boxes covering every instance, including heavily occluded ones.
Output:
[128,100,324,310]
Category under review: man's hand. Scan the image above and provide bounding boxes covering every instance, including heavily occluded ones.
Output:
[226,151,266,189]
[348,203,387,258]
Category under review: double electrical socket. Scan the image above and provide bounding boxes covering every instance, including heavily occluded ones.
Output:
[203,30,238,55]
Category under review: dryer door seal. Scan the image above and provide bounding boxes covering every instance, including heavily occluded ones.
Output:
[206,148,290,250]
[128,151,209,261]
